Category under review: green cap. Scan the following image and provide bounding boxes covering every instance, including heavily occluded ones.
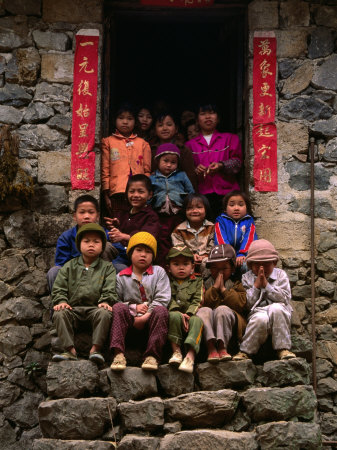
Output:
[166,245,194,261]
[75,223,107,251]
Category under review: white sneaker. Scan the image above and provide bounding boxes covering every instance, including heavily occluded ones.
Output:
[110,353,126,371]
[141,356,158,371]
[178,356,194,374]
[169,351,183,365]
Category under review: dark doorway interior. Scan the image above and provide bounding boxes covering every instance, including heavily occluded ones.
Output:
[105,8,246,136]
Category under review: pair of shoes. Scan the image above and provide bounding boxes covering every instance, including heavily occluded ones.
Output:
[233,351,250,361]
[219,349,232,361]
[207,351,220,363]
[278,349,296,360]
[89,352,105,364]
[110,353,127,371]
[142,356,158,371]
[179,356,194,374]
[52,352,78,362]
[169,351,183,365]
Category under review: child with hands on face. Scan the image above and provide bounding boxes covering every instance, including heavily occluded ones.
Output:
[166,246,204,374]
[215,190,258,269]
[233,239,296,361]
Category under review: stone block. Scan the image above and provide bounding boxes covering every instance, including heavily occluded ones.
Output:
[312,54,337,91]
[0,83,31,106]
[285,161,331,191]
[43,0,102,23]
[38,397,117,440]
[0,105,23,125]
[258,358,310,387]
[32,185,68,214]
[41,54,74,84]
[280,0,309,27]
[277,122,308,157]
[17,124,68,152]
[7,367,36,390]
[3,210,39,248]
[0,297,42,325]
[290,334,312,360]
[46,360,99,398]
[317,248,337,273]
[3,392,44,428]
[119,397,164,431]
[0,380,20,408]
[0,325,32,356]
[33,439,116,449]
[288,197,335,220]
[157,364,194,397]
[279,97,333,121]
[13,269,47,297]
[276,29,309,58]
[316,279,335,296]
[164,389,239,428]
[314,6,337,28]
[23,102,54,124]
[38,214,73,247]
[281,62,313,95]
[248,0,278,30]
[308,28,335,59]
[38,152,71,184]
[310,115,337,139]
[118,435,159,450]
[0,254,27,282]
[32,30,70,51]
[320,413,337,435]
[34,81,72,103]
[107,366,157,402]
[5,47,40,86]
[0,420,17,447]
[318,231,337,253]
[256,421,321,449]
[160,430,258,450]
[47,114,71,133]
[317,377,337,397]
[324,138,337,162]
[3,0,41,15]
[242,385,316,422]
[196,360,256,391]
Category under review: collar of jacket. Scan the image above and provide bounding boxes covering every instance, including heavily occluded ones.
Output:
[112,131,137,140]
[219,213,252,223]
[194,130,222,145]
[154,169,178,179]
[170,273,197,283]
[78,255,101,268]
[120,265,154,276]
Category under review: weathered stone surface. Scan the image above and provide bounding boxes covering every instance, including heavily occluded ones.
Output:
[320,412,337,435]
[34,82,72,103]
[279,59,299,79]
[276,29,309,58]
[47,114,71,133]
[23,102,54,124]
[248,0,278,29]
[316,279,335,297]
[0,83,31,106]
[16,124,68,152]
[312,54,337,91]
[0,297,42,325]
[308,28,335,59]
[38,214,73,247]
[24,349,51,371]
[314,6,337,28]
[160,430,258,450]
[157,364,194,397]
[256,421,321,449]
[258,358,310,387]
[7,367,36,390]
[13,269,47,297]
[0,324,32,356]
[196,360,256,391]
[3,0,41,15]
[4,210,38,248]
[38,152,71,184]
[32,184,67,214]
[324,138,337,162]
[277,122,308,157]
[242,386,316,422]
[163,421,181,433]
[39,397,117,440]
[317,248,337,273]
[285,161,331,191]
[317,377,337,397]
[6,47,40,86]
[0,380,20,408]
[317,341,337,366]
[0,281,14,302]
[0,15,32,51]
[316,325,336,342]
[43,0,102,23]
[280,97,333,121]
[47,360,99,398]
[4,392,44,427]
[32,30,70,51]
[290,334,312,359]
[164,390,239,427]
[33,439,116,449]
[41,53,73,84]
[118,435,159,450]
[281,62,313,95]
[280,0,309,27]
[0,420,17,447]
[0,105,23,124]
[288,198,336,220]
[0,254,27,282]
[107,367,157,402]
[311,115,337,139]
[119,397,164,431]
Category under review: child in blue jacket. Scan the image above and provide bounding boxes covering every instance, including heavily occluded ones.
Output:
[214,191,258,269]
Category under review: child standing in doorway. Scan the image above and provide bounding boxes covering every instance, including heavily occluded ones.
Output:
[136,105,154,142]
[101,103,151,216]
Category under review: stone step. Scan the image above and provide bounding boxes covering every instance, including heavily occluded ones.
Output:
[33,439,116,449]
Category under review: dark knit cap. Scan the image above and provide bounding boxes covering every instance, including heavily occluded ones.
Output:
[246,239,279,267]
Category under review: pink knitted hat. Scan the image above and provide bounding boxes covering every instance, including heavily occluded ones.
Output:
[155,143,180,159]
[246,239,279,267]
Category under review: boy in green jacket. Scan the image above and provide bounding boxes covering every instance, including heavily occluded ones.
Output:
[167,246,204,373]
[52,223,117,364]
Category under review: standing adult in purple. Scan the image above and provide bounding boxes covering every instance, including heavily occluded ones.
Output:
[185,103,242,220]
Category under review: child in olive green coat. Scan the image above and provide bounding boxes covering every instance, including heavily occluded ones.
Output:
[167,246,204,373]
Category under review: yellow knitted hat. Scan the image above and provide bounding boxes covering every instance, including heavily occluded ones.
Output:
[126,232,157,258]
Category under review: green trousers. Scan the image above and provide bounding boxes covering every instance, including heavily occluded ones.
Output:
[53,306,112,350]
[168,311,203,353]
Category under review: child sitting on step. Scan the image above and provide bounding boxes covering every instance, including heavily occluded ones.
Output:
[52,223,117,364]
[110,232,170,371]
[233,239,296,362]
[167,246,204,374]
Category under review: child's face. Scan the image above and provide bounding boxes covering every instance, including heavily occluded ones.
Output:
[251,261,276,278]
[197,109,218,134]
[169,255,194,280]
[116,111,135,136]
[138,108,153,131]
[131,244,153,270]
[226,195,247,220]
[210,260,233,281]
[155,115,177,142]
[127,181,152,210]
[80,231,103,259]
[186,199,206,226]
[158,153,178,176]
[187,123,198,140]
[74,202,99,227]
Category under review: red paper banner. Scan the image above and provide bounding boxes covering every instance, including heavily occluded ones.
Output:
[71,32,99,190]
[253,35,278,192]
[141,0,213,7]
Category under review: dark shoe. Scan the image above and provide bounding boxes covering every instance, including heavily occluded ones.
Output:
[52,352,78,362]
[89,352,105,364]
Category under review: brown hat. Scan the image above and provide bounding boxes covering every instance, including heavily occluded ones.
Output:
[246,239,279,267]
[206,244,236,267]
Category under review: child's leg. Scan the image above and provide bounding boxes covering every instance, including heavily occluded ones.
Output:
[168,311,184,351]
[213,305,236,350]
[196,307,216,343]
[184,315,203,359]
[240,308,269,355]
[143,306,169,361]
[47,266,61,293]
[266,303,292,351]
[110,303,133,355]
[86,306,112,353]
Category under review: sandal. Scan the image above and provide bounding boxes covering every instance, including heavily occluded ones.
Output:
[207,351,220,363]
[219,349,232,361]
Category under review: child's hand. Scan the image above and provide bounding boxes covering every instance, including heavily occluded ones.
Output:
[254,266,267,289]
[134,312,150,330]
[136,303,149,315]
[219,274,227,296]
[181,313,190,332]
[236,256,245,267]
[194,254,203,263]
[108,228,129,243]
[208,162,222,174]
[195,164,207,176]
[213,271,223,291]
[104,217,120,230]
[53,303,72,311]
[99,302,112,312]
[104,192,112,213]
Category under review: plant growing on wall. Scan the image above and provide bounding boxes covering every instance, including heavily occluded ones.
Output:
[0,125,34,201]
